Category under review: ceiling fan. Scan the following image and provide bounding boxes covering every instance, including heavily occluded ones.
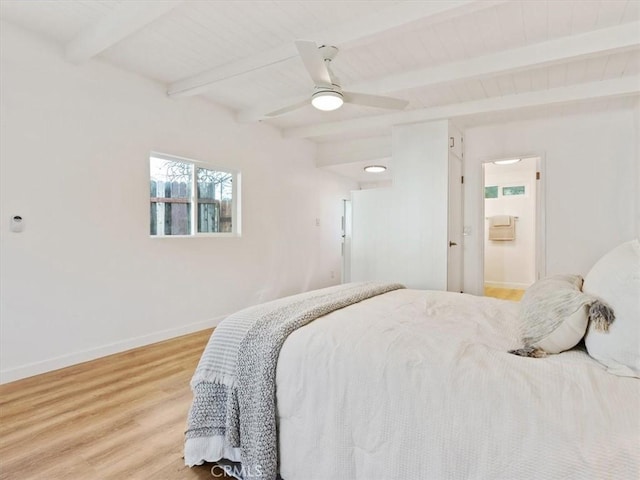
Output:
[265,40,409,117]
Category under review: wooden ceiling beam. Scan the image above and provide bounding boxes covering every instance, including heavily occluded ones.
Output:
[316,136,392,167]
[349,21,640,95]
[283,76,640,139]
[238,22,640,123]
[167,0,502,98]
[65,1,182,64]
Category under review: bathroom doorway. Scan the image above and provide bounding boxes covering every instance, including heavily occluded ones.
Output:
[482,156,544,301]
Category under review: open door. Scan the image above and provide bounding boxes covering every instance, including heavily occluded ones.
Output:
[482,156,545,300]
[447,153,463,292]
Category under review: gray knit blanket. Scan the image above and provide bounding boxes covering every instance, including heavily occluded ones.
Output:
[184,282,404,480]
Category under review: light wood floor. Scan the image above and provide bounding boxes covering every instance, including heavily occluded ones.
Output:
[484,286,525,301]
[0,329,235,480]
[1,292,530,480]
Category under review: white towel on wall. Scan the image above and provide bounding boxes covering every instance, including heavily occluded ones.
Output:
[490,215,512,227]
[489,215,515,241]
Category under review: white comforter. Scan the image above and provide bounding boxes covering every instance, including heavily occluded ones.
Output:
[275,289,639,480]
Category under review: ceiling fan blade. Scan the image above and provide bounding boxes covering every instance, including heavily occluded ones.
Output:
[343,91,409,110]
[265,99,310,117]
[295,40,332,87]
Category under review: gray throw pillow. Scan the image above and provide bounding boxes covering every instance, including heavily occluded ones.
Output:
[509,274,614,358]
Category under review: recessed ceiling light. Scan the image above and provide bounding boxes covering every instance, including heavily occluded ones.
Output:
[493,158,521,165]
[311,90,344,111]
[364,165,387,173]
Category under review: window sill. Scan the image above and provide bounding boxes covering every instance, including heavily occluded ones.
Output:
[149,233,241,238]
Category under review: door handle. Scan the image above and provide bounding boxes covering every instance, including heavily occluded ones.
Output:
[449,241,457,247]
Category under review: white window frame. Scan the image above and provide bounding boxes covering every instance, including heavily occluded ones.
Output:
[149,151,241,237]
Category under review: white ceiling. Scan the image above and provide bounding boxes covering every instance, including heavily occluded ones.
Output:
[1,0,639,184]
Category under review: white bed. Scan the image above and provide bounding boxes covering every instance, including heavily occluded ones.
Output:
[275,289,639,479]
[186,241,640,479]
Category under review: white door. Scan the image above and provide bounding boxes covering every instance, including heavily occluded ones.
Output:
[447,153,463,292]
[341,199,352,283]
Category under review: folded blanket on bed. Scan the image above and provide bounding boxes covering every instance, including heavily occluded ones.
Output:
[184,281,405,480]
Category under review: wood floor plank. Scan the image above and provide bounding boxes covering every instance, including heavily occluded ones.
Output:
[484,286,526,301]
[0,328,231,479]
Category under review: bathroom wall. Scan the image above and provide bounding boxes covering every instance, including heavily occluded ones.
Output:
[484,158,538,289]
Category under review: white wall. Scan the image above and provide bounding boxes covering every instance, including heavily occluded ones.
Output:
[483,158,537,289]
[464,108,638,295]
[635,100,640,238]
[0,22,356,383]
[351,120,449,289]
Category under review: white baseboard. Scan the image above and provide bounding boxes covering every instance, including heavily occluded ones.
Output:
[484,281,530,290]
[0,315,226,385]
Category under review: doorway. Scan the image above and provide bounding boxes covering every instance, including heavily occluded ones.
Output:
[482,156,544,301]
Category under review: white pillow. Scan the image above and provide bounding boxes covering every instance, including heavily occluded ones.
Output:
[584,239,640,378]
[511,274,590,357]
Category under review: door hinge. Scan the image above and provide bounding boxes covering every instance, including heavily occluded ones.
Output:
[461,175,464,184]
[536,171,541,180]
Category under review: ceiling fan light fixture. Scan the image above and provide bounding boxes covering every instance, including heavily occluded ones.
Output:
[364,165,387,173]
[311,90,344,111]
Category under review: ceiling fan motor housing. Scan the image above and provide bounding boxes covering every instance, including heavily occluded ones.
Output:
[318,45,339,61]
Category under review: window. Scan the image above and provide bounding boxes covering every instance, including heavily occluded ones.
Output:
[484,186,498,199]
[502,185,525,196]
[149,153,240,236]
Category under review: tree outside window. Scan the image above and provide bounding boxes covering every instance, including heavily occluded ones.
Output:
[150,154,239,236]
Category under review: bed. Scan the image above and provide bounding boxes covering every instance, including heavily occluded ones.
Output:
[185,241,640,480]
